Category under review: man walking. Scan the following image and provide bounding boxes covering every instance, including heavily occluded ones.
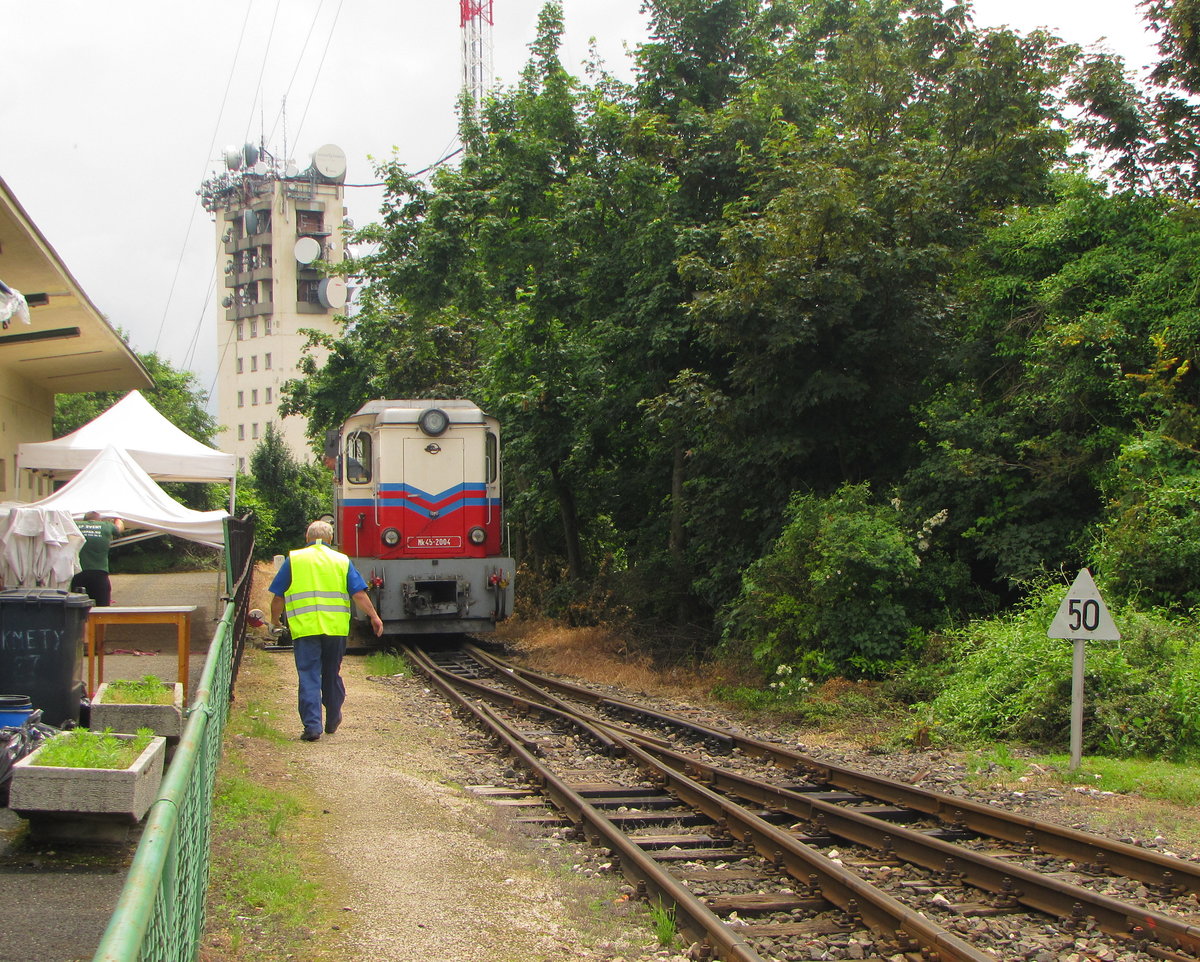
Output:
[269,520,384,741]
[71,511,123,606]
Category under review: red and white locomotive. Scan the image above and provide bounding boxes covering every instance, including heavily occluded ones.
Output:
[328,399,515,640]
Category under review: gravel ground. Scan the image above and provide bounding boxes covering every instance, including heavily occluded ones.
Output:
[211,579,1200,962]
[213,639,676,962]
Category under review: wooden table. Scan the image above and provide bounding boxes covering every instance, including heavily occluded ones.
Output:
[86,605,198,700]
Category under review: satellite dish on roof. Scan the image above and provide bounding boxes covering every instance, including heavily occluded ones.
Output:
[244,209,258,234]
[223,146,243,170]
[285,163,300,178]
[222,295,233,308]
[318,277,348,310]
[243,143,260,167]
[294,237,322,265]
[252,161,269,176]
[311,144,347,182]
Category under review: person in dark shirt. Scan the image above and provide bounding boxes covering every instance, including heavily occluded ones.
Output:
[71,511,123,606]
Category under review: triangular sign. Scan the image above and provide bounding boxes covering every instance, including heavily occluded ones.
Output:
[1047,569,1121,641]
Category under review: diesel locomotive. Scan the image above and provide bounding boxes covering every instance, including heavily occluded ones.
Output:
[326,399,515,641]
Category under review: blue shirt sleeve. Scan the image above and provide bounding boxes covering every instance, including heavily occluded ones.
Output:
[346,562,368,595]
[268,558,292,596]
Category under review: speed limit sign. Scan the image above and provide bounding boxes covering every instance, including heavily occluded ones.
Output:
[1048,569,1120,641]
[1048,569,1120,770]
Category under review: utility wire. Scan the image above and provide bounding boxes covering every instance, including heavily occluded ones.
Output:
[243,0,283,147]
[266,0,326,148]
[293,0,345,147]
[153,0,256,356]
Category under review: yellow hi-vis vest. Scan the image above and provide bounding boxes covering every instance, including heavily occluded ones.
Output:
[283,542,352,639]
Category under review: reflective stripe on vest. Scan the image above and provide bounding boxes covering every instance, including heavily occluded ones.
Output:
[284,543,351,638]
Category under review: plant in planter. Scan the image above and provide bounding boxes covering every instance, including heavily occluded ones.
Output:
[91,675,184,739]
[9,727,167,837]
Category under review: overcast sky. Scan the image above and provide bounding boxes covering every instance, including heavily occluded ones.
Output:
[1,1,1160,403]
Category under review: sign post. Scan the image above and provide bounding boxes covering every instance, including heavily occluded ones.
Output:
[1047,569,1120,770]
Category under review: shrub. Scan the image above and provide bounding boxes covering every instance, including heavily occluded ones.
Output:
[925,580,1200,759]
[718,483,923,679]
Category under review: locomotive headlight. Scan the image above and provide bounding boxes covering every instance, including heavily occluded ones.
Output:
[381,527,401,547]
[418,407,450,437]
[468,526,487,545]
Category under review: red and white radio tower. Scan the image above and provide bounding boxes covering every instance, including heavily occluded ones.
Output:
[460,1,495,118]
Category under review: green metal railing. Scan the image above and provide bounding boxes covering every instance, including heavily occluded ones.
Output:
[92,515,254,962]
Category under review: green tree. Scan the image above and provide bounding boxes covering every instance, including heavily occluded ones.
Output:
[720,483,923,679]
[902,175,1200,598]
[54,350,217,443]
[246,423,331,556]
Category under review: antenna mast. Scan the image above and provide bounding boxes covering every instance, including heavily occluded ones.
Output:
[460,0,494,119]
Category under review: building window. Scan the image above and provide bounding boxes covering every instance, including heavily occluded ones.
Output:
[238,457,246,473]
[265,386,273,404]
[265,352,272,369]
[297,210,324,234]
[237,321,244,341]
[251,389,258,405]
[238,424,245,441]
[251,355,258,372]
[252,423,259,440]
[236,357,243,374]
[237,391,244,408]
[260,279,272,303]
[249,319,257,338]
[298,279,320,304]
[263,318,272,335]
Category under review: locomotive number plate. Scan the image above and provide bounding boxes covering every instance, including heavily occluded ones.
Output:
[408,536,463,549]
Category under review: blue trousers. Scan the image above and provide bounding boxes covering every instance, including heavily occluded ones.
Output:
[292,634,347,734]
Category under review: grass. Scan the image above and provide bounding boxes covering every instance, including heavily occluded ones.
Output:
[1049,754,1200,805]
[32,727,154,768]
[202,648,351,962]
[100,675,174,704]
[363,648,412,677]
[648,900,678,947]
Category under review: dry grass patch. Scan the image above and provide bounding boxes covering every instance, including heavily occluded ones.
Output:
[496,617,718,702]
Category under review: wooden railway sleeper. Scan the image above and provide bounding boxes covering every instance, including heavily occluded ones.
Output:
[404,645,768,962]
[629,731,1200,957]
[417,645,988,962]
[481,650,1200,897]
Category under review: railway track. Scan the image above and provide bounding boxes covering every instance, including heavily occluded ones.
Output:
[403,643,1200,962]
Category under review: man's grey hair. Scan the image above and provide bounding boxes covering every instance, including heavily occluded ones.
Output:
[306,520,334,544]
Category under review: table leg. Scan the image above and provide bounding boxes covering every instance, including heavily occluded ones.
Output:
[178,616,189,701]
[87,624,95,698]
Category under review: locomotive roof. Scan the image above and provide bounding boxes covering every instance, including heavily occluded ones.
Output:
[349,399,489,425]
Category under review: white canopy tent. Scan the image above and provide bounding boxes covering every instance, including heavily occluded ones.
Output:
[17,390,235,485]
[0,445,231,587]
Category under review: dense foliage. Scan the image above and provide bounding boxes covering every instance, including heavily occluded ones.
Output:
[239,423,331,559]
[281,0,1200,693]
[927,584,1200,761]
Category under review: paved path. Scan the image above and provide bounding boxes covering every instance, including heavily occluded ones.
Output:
[0,570,221,962]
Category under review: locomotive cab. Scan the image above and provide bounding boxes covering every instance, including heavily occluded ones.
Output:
[332,399,514,639]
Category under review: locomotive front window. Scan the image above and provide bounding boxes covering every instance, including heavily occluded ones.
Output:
[345,431,371,484]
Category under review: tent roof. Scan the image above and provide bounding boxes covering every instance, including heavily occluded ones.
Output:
[8,445,229,548]
[18,390,235,482]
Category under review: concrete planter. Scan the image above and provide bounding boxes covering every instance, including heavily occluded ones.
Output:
[9,733,166,831]
[91,681,184,739]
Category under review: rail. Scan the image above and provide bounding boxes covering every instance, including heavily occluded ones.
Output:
[423,645,1200,961]
[91,514,255,962]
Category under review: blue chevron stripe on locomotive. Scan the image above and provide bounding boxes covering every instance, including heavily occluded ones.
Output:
[340,482,498,518]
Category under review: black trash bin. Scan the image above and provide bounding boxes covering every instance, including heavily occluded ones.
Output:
[0,588,93,728]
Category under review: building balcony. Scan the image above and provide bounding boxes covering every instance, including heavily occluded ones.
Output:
[224,300,275,321]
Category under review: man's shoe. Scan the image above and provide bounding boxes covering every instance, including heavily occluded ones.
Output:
[324,712,341,734]
[300,730,321,742]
